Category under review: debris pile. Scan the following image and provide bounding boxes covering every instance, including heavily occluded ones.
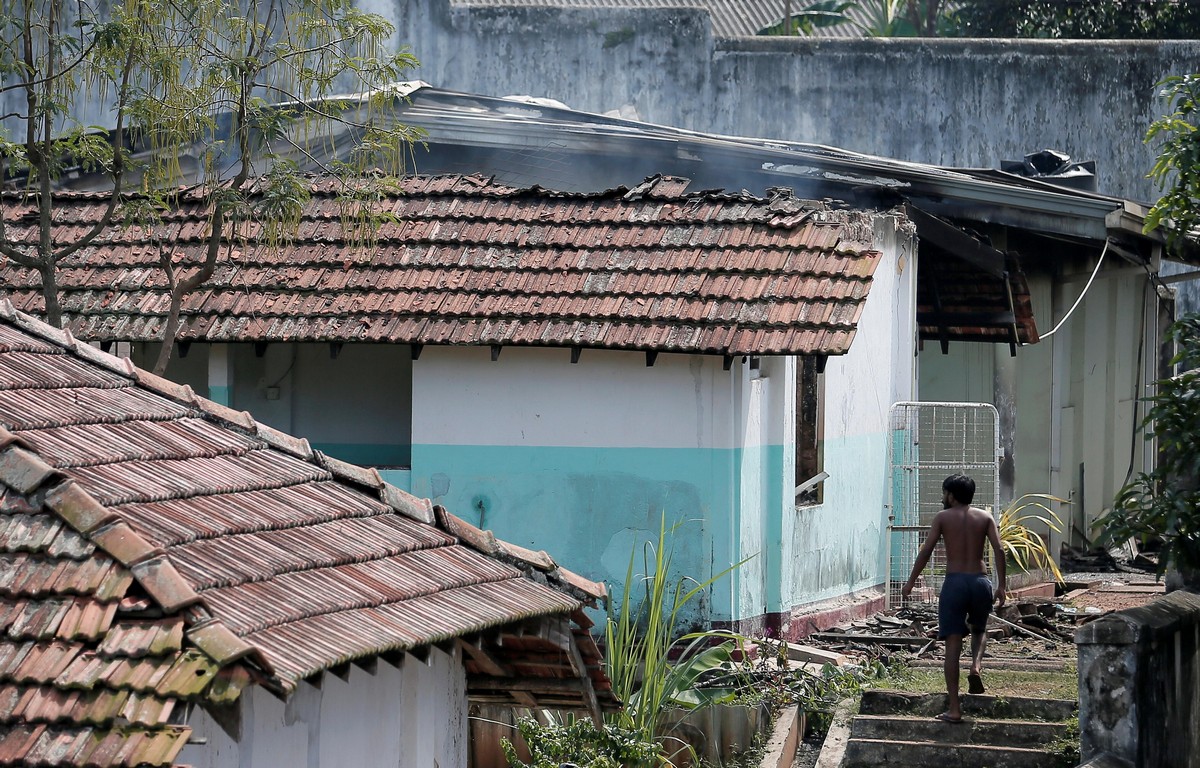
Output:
[1060,540,1159,574]
[796,574,1166,664]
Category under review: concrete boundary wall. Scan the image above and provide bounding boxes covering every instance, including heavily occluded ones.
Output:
[1075,589,1200,767]
[393,1,1200,205]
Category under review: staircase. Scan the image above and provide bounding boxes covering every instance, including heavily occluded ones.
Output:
[840,689,1077,768]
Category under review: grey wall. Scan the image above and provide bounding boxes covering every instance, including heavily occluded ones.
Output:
[390,1,1200,206]
[8,3,1199,306]
[9,2,1197,205]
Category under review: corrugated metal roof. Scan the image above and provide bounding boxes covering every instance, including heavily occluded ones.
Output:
[0,303,616,765]
[451,0,785,38]
[0,175,883,356]
[451,0,968,38]
[449,0,923,38]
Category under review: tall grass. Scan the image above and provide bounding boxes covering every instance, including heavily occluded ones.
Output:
[604,514,748,765]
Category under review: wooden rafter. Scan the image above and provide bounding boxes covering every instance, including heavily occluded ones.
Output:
[459,637,542,710]
[566,627,603,726]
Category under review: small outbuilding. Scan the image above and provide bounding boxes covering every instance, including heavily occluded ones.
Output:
[0,301,614,767]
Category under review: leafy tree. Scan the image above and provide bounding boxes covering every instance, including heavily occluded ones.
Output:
[767,0,1200,38]
[1099,76,1200,582]
[0,0,419,374]
[953,0,1200,39]
[761,1,955,37]
[760,1,858,36]
[1145,75,1200,258]
[1102,315,1200,580]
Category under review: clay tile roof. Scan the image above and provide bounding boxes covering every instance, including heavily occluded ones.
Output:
[0,301,614,765]
[0,174,883,357]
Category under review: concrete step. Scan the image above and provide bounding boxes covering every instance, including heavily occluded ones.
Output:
[842,737,1066,768]
[850,713,1067,747]
[859,689,1076,721]
[903,657,1070,672]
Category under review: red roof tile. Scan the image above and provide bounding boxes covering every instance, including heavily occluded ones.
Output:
[0,175,882,355]
[0,302,615,765]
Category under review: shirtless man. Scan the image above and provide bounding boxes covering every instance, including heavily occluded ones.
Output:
[901,473,1006,724]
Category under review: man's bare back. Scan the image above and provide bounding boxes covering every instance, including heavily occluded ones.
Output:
[933,504,1000,576]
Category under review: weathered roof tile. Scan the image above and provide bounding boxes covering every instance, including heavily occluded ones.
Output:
[0,448,59,496]
[0,175,881,356]
[43,482,115,536]
[96,619,183,659]
[87,522,159,569]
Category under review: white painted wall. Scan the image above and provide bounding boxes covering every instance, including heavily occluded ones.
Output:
[131,342,210,395]
[178,648,467,768]
[138,342,414,467]
[411,347,734,450]
[784,215,918,607]
[407,216,918,622]
[226,343,412,455]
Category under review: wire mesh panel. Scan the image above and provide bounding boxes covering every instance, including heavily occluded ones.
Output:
[886,402,1001,608]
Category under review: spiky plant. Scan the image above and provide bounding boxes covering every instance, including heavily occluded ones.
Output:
[997,494,1067,584]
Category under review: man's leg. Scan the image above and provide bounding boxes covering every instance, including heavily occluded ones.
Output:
[969,625,987,677]
[943,634,964,720]
[966,575,994,692]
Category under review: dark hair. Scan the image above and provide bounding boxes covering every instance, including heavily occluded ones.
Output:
[943,474,976,505]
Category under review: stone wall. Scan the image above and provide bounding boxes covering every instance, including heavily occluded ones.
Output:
[1075,589,1200,767]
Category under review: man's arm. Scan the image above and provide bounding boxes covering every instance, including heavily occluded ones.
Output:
[901,515,942,599]
[986,514,1007,607]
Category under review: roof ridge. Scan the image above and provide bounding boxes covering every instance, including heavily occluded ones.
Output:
[207,560,526,637]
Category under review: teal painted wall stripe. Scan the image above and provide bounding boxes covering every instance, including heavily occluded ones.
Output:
[208,385,231,407]
[378,468,412,491]
[409,434,889,623]
[310,442,411,468]
[411,443,745,622]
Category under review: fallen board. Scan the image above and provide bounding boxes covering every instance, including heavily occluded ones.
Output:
[785,642,849,667]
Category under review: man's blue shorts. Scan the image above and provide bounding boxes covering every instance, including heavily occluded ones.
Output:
[938,572,994,639]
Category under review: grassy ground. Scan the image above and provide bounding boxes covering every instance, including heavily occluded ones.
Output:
[879,664,1078,701]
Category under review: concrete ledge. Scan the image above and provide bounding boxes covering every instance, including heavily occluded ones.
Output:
[723,586,887,642]
[759,705,803,768]
[814,697,858,768]
[784,587,887,641]
[860,690,1076,721]
[1075,589,1200,645]
[1076,590,1200,766]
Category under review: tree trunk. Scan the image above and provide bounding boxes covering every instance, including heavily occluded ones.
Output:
[38,260,62,328]
[153,287,184,376]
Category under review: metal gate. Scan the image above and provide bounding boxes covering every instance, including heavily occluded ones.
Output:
[886,402,1001,608]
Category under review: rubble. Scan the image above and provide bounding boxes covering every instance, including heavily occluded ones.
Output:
[788,572,1168,666]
